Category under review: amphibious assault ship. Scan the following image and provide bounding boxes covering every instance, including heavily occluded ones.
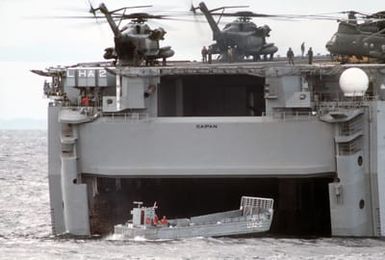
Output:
[31,2,385,238]
[33,59,385,238]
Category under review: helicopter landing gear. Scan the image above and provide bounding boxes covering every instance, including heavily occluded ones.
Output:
[337,55,367,64]
[145,59,157,67]
[253,55,260,62]
[144,58,167,67]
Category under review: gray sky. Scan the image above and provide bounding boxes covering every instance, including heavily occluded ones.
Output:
[0,0,383,120]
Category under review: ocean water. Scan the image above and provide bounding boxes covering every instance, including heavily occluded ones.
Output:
[1,129,385,260]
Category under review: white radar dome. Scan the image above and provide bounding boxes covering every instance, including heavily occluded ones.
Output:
[339,68,369,97]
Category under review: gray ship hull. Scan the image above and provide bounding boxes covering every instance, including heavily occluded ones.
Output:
[34,61,385,237]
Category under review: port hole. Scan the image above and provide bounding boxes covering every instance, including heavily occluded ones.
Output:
[359,199,365,209]
[357,156,363,166]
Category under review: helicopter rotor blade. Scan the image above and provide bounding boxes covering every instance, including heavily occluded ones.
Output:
[209,5,249,13]
[205,11,357,22]
[30,15,108,19]
[158,17,208,23]
[210,11,280,18]
[340,10,368,16]
[110,5,153,14]
[118,12,200,21]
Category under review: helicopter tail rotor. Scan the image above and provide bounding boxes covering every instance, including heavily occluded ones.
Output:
[89,7,97,17]
[88,0,98,17]
[190,1,199,15]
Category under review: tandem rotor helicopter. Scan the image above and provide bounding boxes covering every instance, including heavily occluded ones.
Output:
[191,2,278,62]
[87,2,175,66]
[326,11,385,62]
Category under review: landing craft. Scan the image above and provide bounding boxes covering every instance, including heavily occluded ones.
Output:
[192,2,278,62]
[326,11,385,63]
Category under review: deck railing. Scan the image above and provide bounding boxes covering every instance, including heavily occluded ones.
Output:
[60,105,320,122]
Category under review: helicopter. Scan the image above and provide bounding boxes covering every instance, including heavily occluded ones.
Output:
[192,1,278,62]
[89,3,175,66]
[326,11,385,62]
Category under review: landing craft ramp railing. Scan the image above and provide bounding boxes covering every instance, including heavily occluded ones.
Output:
[240,196,274,217]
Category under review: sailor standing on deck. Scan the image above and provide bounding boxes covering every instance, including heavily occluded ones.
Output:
[287,47,294,65]
[227,46,234,63]
[307,47,314,65]
[81,95,90,106]
[208,47,212,64]
[201,46,208,63]
[301,42,305,58]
